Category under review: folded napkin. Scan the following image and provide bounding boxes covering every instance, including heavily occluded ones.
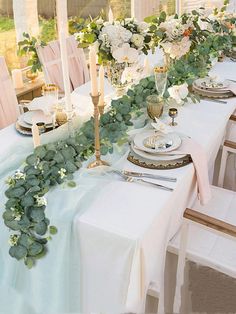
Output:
[175,138,211,205]
[28,96,56,115]
[151,118,172,134]
[228,83,236,95]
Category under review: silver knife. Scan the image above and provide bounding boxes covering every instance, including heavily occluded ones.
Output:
[200,98,228,104]
[126,176,174,192]
[110,170,174,192]
[122,170,177,182]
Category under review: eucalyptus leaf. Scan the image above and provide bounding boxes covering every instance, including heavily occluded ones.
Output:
[28,242,43,256]
[34,221,47,235]
[31,209,45,222]
[25,257,35,269]
[9,245,27,260]
[26,154,38,166]
[49,226,58,235]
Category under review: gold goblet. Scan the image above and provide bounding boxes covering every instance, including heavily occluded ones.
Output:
[26,70,38,83]
[146,95,164,121]
[169,108,178,126]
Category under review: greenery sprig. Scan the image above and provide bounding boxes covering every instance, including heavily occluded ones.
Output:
[3,76,156,268]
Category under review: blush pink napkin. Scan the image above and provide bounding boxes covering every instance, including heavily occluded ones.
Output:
[176,138,212,205]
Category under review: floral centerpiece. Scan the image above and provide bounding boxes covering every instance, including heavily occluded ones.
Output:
[75,17,152,94]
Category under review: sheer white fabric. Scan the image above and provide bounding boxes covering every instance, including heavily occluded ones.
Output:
[0,57,19,129]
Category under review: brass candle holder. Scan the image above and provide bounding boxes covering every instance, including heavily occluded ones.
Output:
[98,100,106,115]
[88,93,110,169]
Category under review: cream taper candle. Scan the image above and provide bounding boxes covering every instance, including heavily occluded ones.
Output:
[32,123,40,148]
[12,69,24,89]
[144,57,151,76]
[108,7,114,23]
[89,46,98,96]
[98,65,104,107]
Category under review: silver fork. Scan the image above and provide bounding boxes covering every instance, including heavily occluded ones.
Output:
[110,170,174,192]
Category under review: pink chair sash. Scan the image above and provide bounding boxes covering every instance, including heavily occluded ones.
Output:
[37,36,89,93]
[0,57,19,129]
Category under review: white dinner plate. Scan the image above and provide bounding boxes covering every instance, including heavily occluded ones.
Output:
[133,130,182,154]
[23,110,52,125]
[131,142,186,161]
[18,114,52,129]
[194,78,229,90]
[193,83,231,95]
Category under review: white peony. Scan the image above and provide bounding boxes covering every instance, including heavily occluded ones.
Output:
[131,34,144,48]
[112,43,139,63]
[168,83,189,104]
[161,36,192,59]
[99,24,132,50]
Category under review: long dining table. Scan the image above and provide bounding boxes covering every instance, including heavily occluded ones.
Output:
[0,59,236,314]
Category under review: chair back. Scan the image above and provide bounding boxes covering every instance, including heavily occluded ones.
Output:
[36,36,89,93]
[0,57,19,129]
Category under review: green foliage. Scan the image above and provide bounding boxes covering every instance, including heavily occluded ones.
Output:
[0,16,14,32]
[39,17,57,43]
[17,32,46,73]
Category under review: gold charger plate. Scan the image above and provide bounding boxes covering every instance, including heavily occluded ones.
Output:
[127,145,192,170]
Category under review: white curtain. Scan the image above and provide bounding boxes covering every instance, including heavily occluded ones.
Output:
[13,0,39,43]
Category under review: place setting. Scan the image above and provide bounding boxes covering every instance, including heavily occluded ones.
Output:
[192,76,236,102]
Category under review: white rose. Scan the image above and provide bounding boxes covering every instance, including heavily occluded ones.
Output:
[131,34,144,48]
[137,21,149,33]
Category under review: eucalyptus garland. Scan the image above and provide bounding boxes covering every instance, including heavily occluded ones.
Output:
[3,76,156,268]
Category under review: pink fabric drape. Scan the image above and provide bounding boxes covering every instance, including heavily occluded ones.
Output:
[0,57,19,129]
[37,36,89,93]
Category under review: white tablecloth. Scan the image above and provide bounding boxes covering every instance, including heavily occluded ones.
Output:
[0,60,235,313]
[74,61,236,312]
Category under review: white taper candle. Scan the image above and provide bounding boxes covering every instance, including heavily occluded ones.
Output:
[89,46,98,96]
[98,65,105,106]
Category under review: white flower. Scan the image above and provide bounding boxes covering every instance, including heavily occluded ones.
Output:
[14,171,26,181]
[8,234,19,247]
[151,118,172,134]
[168,83,189,104]
[6,176,15,187]
[14,213,22,221]
[112,43,139,63]
[34,195,47,207]
[121,65,138,84]
[58,168,67,179]
[96,17,104,25]
[131,34,144,48]
[161,37,192,59]
[137,21,149,33]
[99,24,132,50]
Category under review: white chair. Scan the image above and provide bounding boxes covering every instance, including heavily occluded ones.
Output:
[36,36,89,93]
[218,113,236,189]
[0,57,20,129]
[169,184,236,313]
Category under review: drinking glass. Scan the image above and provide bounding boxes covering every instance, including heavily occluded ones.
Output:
[154,65,167,97]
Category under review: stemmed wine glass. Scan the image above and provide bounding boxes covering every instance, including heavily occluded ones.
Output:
[154,65,167,98]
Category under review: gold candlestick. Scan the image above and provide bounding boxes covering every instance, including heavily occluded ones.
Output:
[98,100,106,116]
[88,93,110,169]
